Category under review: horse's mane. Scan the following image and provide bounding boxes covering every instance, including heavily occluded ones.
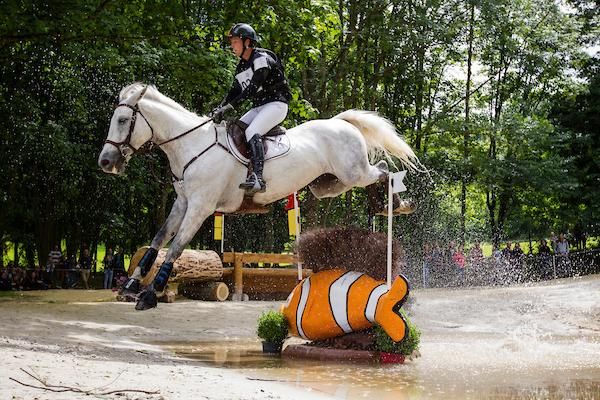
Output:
[120,82,205,119]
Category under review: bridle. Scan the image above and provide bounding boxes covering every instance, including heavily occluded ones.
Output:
[104,103,155,158]
[104,85,232,182]
[104,86,215,157]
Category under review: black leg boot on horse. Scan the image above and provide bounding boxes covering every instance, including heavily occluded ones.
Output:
[239,134,266,194]
[120,247,158,297]
[135,261,173,310]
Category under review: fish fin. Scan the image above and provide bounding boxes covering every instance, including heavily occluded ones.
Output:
[374,274,410,342]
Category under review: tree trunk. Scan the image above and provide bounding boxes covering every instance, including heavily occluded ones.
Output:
[179,281,229,301]
[460,1,475,245]
[130,247,223,287]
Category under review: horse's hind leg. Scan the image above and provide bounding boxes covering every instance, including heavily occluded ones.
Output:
[337,154,389,187]
[122,195,187,296]
[136,201,214,311]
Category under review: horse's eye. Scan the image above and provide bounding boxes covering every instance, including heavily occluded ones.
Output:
[118,118,128,125]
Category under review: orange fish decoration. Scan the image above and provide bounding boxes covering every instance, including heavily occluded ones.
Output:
[281,269,410,342]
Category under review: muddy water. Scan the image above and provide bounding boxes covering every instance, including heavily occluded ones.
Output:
[164,275,600,399]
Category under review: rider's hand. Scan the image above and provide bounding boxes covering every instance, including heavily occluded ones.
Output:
[211,103,234,122]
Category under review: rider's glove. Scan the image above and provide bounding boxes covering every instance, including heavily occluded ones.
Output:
[211,103,234,122]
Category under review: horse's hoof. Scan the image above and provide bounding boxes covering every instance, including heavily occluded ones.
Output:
[375,198,417,216]
[375,160,389,173]
[393,199,417,215]
[135,290,158,311]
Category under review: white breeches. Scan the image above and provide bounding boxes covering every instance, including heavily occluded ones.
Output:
[239,101,288,141]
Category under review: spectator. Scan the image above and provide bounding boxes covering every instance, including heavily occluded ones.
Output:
[452,244,466,284]
[538,239,552,255]
[0,269,11,290]
[555,233,569,256]
[512,243,525,259]
[64,254,80,288]
[78,248,92,290]
[550,232,558,250]
[468,242,484,268]
[492,243,502,261]
[23,269,48,290]
[103,247,114,289]
[112,246,127,288]
[501,242,513,261]
[537,239,553,280]
[13,267,25,290]
[48,245,62,288]
[511,242,526,281]
[112,247,125,272]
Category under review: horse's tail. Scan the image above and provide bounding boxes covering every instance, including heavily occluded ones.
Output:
[334,109,423,172]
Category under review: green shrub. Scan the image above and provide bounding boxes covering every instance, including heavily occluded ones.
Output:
[374,312,421,355]
[256,310,289,344]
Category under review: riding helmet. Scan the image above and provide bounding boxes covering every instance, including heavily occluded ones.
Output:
[228,23,259,44]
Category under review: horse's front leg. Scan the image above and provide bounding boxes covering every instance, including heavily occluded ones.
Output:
[136,200,214,311]
[121,195,187,295]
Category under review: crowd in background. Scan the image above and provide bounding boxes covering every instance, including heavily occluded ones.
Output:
[418,230,596,288]
[0,244,127,291]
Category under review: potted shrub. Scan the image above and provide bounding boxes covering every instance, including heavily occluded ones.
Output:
[256,310,289,354]
[374,312,421,363]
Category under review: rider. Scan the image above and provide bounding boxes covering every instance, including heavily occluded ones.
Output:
[212,23,291,194]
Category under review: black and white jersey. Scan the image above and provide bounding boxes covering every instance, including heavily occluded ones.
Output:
[224,48,291,108]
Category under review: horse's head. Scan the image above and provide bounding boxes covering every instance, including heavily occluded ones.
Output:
[98,83,154,174]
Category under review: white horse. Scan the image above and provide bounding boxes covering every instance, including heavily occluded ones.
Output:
[98,83,419,310]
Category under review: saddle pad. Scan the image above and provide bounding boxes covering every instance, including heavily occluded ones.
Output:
[220,125,292,165]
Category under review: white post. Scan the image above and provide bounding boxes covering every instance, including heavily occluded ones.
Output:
[294,192,303,281]
[220,214,225,254]
[387,176,394,289]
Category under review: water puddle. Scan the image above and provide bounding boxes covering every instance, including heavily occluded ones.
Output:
[161,339,600,399]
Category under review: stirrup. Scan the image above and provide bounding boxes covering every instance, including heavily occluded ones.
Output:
[239,173,266,193]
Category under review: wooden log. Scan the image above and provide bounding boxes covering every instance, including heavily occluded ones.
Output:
[129,247,223,287]
[179,281,229,301]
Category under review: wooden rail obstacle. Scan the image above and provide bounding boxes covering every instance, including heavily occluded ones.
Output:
[221,252,311,301]
[127,248,311,301]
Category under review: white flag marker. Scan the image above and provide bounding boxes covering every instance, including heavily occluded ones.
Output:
[390,171,407,193]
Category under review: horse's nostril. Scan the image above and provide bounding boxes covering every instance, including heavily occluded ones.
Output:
[101,159,110,166]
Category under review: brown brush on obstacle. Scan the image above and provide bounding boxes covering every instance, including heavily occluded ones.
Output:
[295,227,405,281]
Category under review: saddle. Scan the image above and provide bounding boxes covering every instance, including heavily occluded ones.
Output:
[226,120,290,163]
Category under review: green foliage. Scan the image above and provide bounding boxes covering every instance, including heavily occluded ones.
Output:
[374,312,421,356]
[0,0,598,265]
[256,310,289,344]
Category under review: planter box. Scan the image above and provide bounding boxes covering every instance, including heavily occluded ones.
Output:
[282,344,404,364]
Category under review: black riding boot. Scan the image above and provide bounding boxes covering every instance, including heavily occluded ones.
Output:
[239,134,266,193]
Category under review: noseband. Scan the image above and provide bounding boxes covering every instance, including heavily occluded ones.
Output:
[104,103,155,158]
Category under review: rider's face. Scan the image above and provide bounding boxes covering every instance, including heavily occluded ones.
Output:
[229,37,244,57]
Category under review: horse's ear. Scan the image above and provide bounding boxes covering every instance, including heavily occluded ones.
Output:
[123,85,148,106]
[138,85,148,102]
